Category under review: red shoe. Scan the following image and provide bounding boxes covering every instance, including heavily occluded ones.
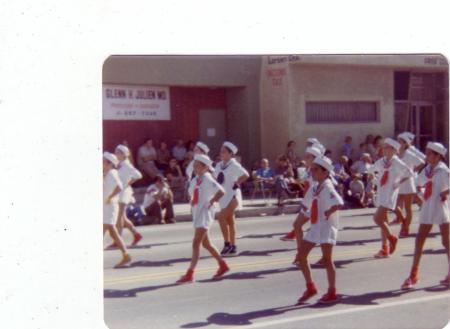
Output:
[390,218,402,225]
[176,270,194,284]
[374,249,389,258]
[297,283,318,304]
[280,230,296,241]
[401,276,419,290]
[131,233,142,246]
[213,262,230,279]
[318,288,338,304]
[399,226,409,237]
[105,242,118,250]
[388,235,398,254]
[439,275,450,286]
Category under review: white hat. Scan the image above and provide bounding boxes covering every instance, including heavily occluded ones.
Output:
[306,146,322,158]
[426,142,447,157]
[313,155,334,173]
[223,141,238,154]
[194,154,214,171]
[307,137,319,144]
[115,144,130,157]
[384,138,401,152]
[195,141,210,154]
[103,152,118,167]
[398,132,413,145]
[404,132,415,140]
[361,152,371,159]
[313,142,326,155]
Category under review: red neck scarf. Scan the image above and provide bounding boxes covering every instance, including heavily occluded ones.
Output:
[423,165,435,201]
[191,177,203,206]
[310,182,325,224]
[380,157,392,187]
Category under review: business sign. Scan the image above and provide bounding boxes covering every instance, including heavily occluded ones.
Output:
[103,84,171,120]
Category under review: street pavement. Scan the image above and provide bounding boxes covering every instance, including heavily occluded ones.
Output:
[104,208,450,329]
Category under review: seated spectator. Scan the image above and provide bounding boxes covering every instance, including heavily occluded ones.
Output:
[254,158,275,188]
[141,175,175,224]
[370,135,384,161]
[137,139,159,180]
[172,139,187,163]
[346,173,366,208]
[364,174,376,207]
[273,155,300,205]
[285,141,299,168]
[333,155,351,196]
[342,136,353,161]
[165,158,186,189]
[156,141,171,171]
[351,153,372,177]
[181,152,194,174]
[358,142,369,159]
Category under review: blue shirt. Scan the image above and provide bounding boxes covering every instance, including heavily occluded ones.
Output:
[255,167,274,179]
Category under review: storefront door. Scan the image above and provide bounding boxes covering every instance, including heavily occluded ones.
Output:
[198,109,226,158]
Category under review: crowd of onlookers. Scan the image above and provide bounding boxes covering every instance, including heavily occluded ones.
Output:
[122,134,389,210]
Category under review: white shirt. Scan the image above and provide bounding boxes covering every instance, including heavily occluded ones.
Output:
[186,160,194,181]
[417,162,450,224]
[172,146,187,161]
[409,145,426,162]
[370,155,413,210]
[118,159,143,190]
[141,183,170,210]
[214,158,249,209]
[398,148,425,194]
[351,160,371,174]
[103,169,122,204]
[138,145,157,166]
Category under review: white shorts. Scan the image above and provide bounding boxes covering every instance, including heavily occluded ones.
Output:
[103,203,119,225]
[304,219,338,245]
[119,187,134,204]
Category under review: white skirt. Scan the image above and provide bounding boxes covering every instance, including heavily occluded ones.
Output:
[103,203,119,225]
[419,201,450,225]
[119,187,134,204]
[304,218,338,245]
[192,206,216,230]
[398,177,417,195]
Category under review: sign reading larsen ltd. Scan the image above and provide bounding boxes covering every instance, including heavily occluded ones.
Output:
[103,84,171,120]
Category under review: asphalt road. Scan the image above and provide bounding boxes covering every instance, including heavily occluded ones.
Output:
[104,208,450,329]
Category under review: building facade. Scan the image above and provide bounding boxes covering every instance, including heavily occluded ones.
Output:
[103,54,448,168]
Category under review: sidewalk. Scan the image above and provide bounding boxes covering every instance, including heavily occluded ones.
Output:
[133,187,302,223]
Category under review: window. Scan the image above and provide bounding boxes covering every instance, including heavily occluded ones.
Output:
[305,101,379,123]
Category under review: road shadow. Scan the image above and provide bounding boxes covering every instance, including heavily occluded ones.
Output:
[104,282,179,298]
[198,266,298,283]
[127,242,169,250]
[336,238,382,247]
[341,225,378,231]
[311,256,380,270]
[238,248,295,257]
[126,257,208,268]
[181,284,448,327]
[402,248,446,257]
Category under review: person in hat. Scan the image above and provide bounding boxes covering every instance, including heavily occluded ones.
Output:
[103,152,131,268]
[281,145,323,242]
[394,133,425,236]
[296,155,344,304]
[186,141,210,181]
[104,145,143,249]
[401,142,450,289]
[214,141,249,257]
[176,154,230,284]
[369,138,414,258]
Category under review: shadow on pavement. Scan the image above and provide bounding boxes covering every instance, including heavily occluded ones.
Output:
[341,225,378,231]
[239,232,286,239]
[238,248,295,257]
[199,266,298,283]
[128,242,169,250]
[104,283,179,298]
[181,285,449,327]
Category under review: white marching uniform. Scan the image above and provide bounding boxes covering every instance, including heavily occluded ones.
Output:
[370,155,413,210]
[300,178,318,218]
[409,145,426,162]
[103,169,123,225]
[186,160,194,181]
[417,162,450,225]
[398,149,424,195]
[214,158,249,210]
[117,159,143,204]
[304,178,344,245]
[188,173,225,229]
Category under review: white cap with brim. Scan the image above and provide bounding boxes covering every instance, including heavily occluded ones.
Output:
[313,142,326,155]
[103,152,119,167]
[384,138,401,152]
[306,146,322,158]
[115,144,130,157]
[426,142,447,157]
[223,141,238,154]
[404,132,415,140]
[313,155,334,173]
[194,154,214,171]
[196,141,210,154]
[307,137,319,144]
[398,133,413,145]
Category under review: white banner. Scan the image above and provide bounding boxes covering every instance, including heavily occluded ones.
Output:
[103,84,171,120]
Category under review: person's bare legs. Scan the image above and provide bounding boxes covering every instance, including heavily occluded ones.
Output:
[394,196,405,224]
[188,228,207,270]
[374,207,394,243]
[321,244,336,289]
[117,203,139,236]
[403,194,414,231]
[202,233,224,263]
[293,214,309,263]
[411,224,433,270]
[105,224,128,255]
[297,239,316,284]
[218,207,231,244]
[439,223,450,280]
[227,199,238,246]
